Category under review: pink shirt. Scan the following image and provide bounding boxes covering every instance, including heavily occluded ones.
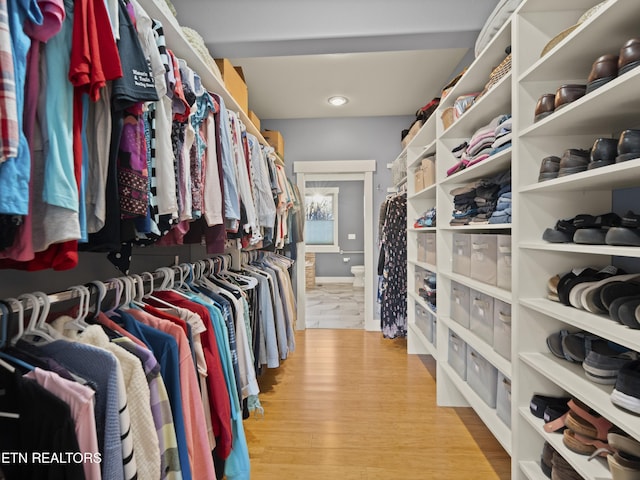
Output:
[125,308,216,479]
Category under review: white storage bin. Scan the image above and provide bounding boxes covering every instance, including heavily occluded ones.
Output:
[425,233,437,265]
[448,331,467,380]
[493,299,511,360]
[417,233,427,263]
[452,233,471,277]
[467,347,499,408]
[470,234,497,285]
[497,235,512,291]
[496,372,512,428]
[415,304,435,344]
[470,290,494,346]
[451,281,471,328]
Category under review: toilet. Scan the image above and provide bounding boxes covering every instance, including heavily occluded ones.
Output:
[351,265,365,287]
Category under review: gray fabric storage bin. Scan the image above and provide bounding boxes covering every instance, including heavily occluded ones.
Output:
[497,235,512,291]
[470,234,497,285]
[431,316,437,348]
[467,347,498,407]
[448,331,467,380]
[451,281,471,328]
[415,304,435,343]
[417,233,427,263]
[452,233,471,276]
[470,290,494,346]
[496,372,511,428]
[493,299,511,360]
[425,233,437,265]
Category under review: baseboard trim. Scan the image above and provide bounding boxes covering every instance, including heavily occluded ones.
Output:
[314,276,354,284]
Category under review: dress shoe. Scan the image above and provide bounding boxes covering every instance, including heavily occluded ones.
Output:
[555,84,587,111]
[619,38,640,76]
[534,93,555,122]
[616,129,640,163]
[588,138,618,170]
[586,54,619,93]
[557,148,590,176]
[538,155,561,181]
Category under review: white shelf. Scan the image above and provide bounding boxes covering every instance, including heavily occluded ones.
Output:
[519,0,626,83]
[519,461,548,480]
[441,271,512,304]
[519,158,640,193]
[441,73,512,140]
[408,227,436,233]
[520,241,640,259]
[408,139,437,170]
[408,322,438,359]
[440,362,512,455]
[410,260,437,273]
[440,316,512,377]
[519,406,612,480]
[408,291,437,317]
[520,352,640,442]
[440,224,512,231]
[406,113,438,152]
[441,147,512,185]
[521,297,640,353]
[519,66,640,138]
[139,0,264,143]
[409,184,436,200]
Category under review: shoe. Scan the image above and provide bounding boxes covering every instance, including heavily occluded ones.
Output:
[539,155,562,181]
[572,212,622,245]
[608,450,640,479]
[576,274,640,313]
[588,137,619,170]
[551,451,582,480]
[610,296,640,329]
[534,93,556,122]
[622,211,640,229]
[606,228,640,246]
[587,54,619,94]
[600,281,640,313]
[611,360,640,414]
[557,148,590,176]
[543,217,578,243]
[541,442,556,478]
[583,349,637,385]
[530,394,571,419]
[619,38,640,76]
[557,266,623,306]
[554,84,587,111]
[617,129,640,163]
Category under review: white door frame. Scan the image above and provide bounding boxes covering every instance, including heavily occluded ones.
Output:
[294,160,378,331]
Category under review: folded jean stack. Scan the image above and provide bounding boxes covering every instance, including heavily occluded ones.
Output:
[449,169,511,226]
[446,114,512,176]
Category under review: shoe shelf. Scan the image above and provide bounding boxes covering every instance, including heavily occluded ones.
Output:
[410,259,437,274]
[519,461,550,480]
[440,271,512,304]
[519,158,640,193]
[518,406,612,480]
[519,65,640,139]
[441,315,512,378]
[408,184,436,200]
[439,361,512,455]
[407,321,438,358]
[440,147,512,186]
[519,0,629,83]
[520,241,640,259]
[520,351,640,443]
[139,0,263,142]
[521,297,640,353]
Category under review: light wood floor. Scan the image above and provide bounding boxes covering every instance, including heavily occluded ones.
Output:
[244,329,511,479]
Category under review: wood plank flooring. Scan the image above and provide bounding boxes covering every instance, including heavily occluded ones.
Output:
[244,329,511,479]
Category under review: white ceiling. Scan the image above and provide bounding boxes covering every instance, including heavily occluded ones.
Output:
[171,0,501,119]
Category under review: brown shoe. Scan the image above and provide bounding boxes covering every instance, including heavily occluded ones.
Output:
[534,93,555,122]
[586,54,619,93]
[619,38,640,76]
[555,84,587,111]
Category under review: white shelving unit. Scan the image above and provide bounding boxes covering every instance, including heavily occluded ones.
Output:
[405,1,640,478]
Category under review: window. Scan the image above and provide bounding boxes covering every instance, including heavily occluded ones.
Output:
[304,187,339,252]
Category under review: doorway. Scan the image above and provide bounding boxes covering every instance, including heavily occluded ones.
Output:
[294,160,377,331]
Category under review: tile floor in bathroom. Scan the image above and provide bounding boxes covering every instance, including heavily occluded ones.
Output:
[305,283,365,329]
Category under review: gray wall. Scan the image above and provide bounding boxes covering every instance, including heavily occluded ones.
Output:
[263,114,412,288]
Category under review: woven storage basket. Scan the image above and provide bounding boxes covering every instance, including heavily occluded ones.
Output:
[441,107,455,131]
[475,53,512,103]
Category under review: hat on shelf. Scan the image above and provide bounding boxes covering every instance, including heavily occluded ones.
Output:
[540,1,609,58]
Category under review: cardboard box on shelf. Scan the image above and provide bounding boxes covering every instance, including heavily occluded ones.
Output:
[414,168,425,192]
[248,110,261,131]
[261,129,285,158]
[214,58,249,113]
[421,157,435,188]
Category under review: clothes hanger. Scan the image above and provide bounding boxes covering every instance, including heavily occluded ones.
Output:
[62,286,90,331]
[22,291,57,344]
[86,280,107,320]
[0,296,34,372]
[104,278,124,316]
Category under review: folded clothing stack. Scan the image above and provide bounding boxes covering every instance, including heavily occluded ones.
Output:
[419,273,437,311]
[450,181,480,226]
[489,171,512,224]
[491,115,512,155]
[449,169,511,225]
[414,207,436,228]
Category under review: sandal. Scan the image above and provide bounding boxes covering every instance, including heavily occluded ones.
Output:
[563,429,612,456]
[573,212,622,229]
[544,399,613,441]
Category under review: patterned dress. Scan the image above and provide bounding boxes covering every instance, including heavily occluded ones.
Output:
[380,193,407,338]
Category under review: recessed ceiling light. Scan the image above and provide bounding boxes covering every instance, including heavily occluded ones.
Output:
[328,96,349,106]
